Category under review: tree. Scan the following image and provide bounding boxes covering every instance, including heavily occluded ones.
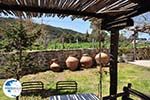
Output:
[90,18,102,41]
[90,18,109,48]
[0,20,41,80]
[85,30,89,42]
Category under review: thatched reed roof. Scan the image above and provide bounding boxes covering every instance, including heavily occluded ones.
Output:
[0,0,149,19]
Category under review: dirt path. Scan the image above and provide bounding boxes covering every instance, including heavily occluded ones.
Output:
[128,60,150,68]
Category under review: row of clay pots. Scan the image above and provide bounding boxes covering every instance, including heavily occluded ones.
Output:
[66,54,94,71]
[50,52,110,72]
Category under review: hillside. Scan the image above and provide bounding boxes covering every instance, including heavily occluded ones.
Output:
[0,17,85,41]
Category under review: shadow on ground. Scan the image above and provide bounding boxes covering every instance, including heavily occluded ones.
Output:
[21,88,77,98]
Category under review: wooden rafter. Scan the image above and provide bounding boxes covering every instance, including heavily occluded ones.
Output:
[0,0,148,19]
[0,3,110,18]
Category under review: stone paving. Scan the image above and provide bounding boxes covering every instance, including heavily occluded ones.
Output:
[128,60,150,68]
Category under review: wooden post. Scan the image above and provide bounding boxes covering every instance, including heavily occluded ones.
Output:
[109,29,119,99]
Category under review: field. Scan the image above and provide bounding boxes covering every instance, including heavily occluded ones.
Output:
[33,42,150,50]
[0,63,150,100]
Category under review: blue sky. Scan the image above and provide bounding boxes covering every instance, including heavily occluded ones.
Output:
[32,16,92,34]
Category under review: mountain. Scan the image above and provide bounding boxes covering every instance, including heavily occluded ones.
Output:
[0,17,85,42]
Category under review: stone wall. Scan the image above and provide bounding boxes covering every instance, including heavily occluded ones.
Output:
[27,48,102,70]
[0,48,105,78]
[0,48,150,78]
[136,48,150,60]
[120,48,150,62]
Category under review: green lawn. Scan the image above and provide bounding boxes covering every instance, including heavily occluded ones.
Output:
[0,63,150,100]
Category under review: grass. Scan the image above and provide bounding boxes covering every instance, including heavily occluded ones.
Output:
[0,63,150,100]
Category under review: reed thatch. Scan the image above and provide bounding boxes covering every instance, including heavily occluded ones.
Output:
[0,0,149,19]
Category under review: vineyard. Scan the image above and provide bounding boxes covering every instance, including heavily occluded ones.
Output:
[32,41,150,51]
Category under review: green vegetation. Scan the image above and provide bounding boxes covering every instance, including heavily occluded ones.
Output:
[0,20,42,81]
[0,17,150,51]
[0,63,149,100]
[0,18,111,50]
[34,42,102,50]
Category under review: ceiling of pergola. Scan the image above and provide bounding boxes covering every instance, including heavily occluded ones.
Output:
[0,0,149,20]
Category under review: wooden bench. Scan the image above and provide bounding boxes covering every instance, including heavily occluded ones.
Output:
[56,81,77,94]
[21,81,44,96]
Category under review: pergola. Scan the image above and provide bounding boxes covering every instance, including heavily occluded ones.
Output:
[0,0,150,99]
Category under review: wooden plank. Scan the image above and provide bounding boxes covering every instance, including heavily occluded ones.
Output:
[85,0,119,13]
[119,3,137,10]
[25,0,32,6]
[102,9,134,14]
[77,0,95,11]
[32,0,38,7]
[1,0,16,4]
[107,0,129,11]
[70,0,92,10]
[0,3,109,18]
[66,0,78,8]
[47,0,58,8]
[0,0,148,22]
[129,0,150,4]
[46,0,51,8]
[119,5,149,19]
[102,0,125,11]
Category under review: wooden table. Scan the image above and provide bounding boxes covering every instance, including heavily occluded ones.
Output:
[50,93,99,100]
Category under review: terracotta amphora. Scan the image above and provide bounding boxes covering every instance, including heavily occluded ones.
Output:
[65,56,79,71]
[95,52,110,66]
[50,59,62,72]
[80,54,93,68]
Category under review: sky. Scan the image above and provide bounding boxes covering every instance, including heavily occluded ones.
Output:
[32,16,92,34]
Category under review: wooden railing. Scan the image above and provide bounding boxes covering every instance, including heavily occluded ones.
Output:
[103,83,150,100]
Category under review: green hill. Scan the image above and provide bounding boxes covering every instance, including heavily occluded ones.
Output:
[0,17,85,42]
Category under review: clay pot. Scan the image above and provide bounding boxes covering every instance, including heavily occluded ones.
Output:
[50,59,62,72]
[65,56,79,71]
[95,52,110,66]
[80,54,93,68]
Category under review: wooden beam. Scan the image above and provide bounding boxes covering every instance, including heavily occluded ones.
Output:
[110,3,150,21]
[129,0,150,4]
[102,9,134,13]
[109,29,119,100]
[0,3,110,18]
[102,18,134,30]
